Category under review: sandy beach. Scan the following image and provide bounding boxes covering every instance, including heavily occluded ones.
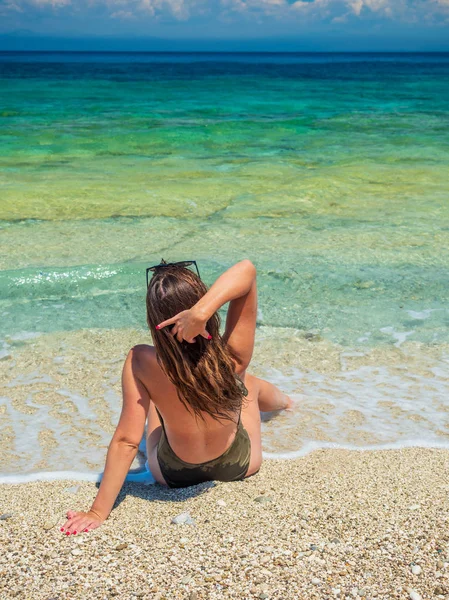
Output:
[1,447,449,599]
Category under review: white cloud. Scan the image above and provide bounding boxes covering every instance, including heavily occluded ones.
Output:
[332,11,347,20]
[0,0,22,16]
[139,0,191,19]
[347,0,363,15]
[362,0,392,14]
[110,8,134,16]
[233,0,449,21]
[1,0,71,8]
[286,0,429,20]
[2,0,195,19]
[2,1,24,11]
[220,0,247,13]
[2,0,449,22]
[222,0,287,15]
[31,0,71,6]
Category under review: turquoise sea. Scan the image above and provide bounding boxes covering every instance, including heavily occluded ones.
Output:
[0,52,448,479]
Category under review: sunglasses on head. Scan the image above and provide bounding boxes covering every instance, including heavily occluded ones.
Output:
[146,260,201,288]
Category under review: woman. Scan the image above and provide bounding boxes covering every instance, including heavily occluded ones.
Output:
[61,260,291,535]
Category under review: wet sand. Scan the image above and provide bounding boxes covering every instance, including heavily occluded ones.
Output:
[1,327,448,474]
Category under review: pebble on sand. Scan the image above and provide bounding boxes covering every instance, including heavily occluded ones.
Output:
[115,543,128,551]
[332,587,341,596]
[0,513,13,520]
[171,512,196,525]
[254,496,273,504]
[411,565,422,575]
[43,519,58,531]
[407,588,422,600]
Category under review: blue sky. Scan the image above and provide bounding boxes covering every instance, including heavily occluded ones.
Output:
[0,0,448,50]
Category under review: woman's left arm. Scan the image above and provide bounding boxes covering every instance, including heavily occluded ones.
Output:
[61,347,150,534]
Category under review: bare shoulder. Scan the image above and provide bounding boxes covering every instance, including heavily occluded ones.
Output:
[126,344,159,376]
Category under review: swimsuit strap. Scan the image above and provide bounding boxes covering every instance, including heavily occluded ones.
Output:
[235,374,248,426]
[235,373,249,397]
[155,406,167,431]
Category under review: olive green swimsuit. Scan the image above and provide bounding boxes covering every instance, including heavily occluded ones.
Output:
[156,378,251,489]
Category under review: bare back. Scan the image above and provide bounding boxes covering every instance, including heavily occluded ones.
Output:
[135,345,251,463]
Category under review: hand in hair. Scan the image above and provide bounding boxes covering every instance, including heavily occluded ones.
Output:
[156,306,212,344]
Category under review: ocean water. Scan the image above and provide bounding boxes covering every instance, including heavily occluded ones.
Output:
[0,52,448,481]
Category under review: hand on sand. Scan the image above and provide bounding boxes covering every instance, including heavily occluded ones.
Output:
[156,307,211,344]
[60,510,104,535]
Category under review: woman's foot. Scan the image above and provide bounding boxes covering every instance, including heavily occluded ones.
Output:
[283,393,294,411]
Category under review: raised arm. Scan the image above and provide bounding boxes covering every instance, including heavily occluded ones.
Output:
[197,259,257,372]
[157,259,257,373]
[194,259,256,321]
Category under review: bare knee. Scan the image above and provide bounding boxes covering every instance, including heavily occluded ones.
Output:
[250,375,291,412]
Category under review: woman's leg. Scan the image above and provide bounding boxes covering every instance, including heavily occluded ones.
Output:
[249,374,293,412]
[240,374,292,477]
[145,401,167,485]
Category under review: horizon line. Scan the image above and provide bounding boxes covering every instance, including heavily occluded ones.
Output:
[1,49,449,54]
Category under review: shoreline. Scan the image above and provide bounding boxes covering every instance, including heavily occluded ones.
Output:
[3,441,449,485]
[1,447,449,599]
[2,326,449,476]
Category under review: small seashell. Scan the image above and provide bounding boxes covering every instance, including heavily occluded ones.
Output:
[115,543,128,551]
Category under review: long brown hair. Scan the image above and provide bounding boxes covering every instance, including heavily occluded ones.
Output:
[146,264,245,422]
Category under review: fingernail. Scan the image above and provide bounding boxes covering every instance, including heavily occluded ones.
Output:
[65,531,70,536]
[60,527,64,532]
[208,335,212,340]
[84,528,89,533]
[155,325,160,330]
[73,531,77,535]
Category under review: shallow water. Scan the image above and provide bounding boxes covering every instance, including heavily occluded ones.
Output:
[0,52,448,478]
